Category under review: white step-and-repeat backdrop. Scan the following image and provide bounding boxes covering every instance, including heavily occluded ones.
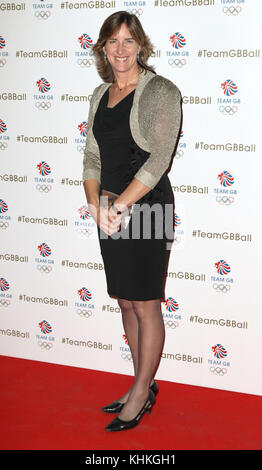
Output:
[1,0,261,396]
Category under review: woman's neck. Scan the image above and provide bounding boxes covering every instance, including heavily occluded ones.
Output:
[112,66,141,91]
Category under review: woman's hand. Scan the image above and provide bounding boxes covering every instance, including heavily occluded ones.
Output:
[87,194,125,236]
[97,202,123,236]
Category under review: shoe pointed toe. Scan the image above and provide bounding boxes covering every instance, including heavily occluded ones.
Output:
[105,416,128,432]
[102,401,125,413]
[105,389,156,432]
[102,380,158,414]
[105,415,138,432]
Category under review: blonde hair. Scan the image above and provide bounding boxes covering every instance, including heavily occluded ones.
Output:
[92,10,156,83]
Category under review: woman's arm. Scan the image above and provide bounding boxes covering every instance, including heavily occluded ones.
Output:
[112,78,182,211]
[83,178,100,205]
[111,178,152,212]
[82,88,101,218]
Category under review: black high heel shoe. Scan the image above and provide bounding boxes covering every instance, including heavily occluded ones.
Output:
[105,389,155,432]
[101,380,159,413]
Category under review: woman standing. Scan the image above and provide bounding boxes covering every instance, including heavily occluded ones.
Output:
[83,11,182,432]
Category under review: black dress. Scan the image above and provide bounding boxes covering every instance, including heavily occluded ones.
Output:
[92,87,175,301]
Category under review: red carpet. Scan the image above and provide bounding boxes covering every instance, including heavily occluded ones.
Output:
[0,355,261,450]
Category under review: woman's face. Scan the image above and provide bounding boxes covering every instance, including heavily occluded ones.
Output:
[103,22,141,75]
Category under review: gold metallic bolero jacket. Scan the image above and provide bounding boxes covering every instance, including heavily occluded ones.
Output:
[82,68,182,190]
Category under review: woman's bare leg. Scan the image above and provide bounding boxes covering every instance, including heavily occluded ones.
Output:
[115,297,155,403]
[118,298,165,420]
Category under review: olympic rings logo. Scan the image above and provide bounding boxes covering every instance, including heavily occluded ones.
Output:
[37,264,52,273]
[121,353,133,362]
[210,366,227,376]
[37,340,53,350]
[216,196,234,205]
[0,221,9,229]
[223,6,242,16]
[0,142,8,150]
[126,9,143,17]
[0,59,6,67]
[164,320,179,329]
[175,149,184,159]
[213,283,231,293]
[168,58,186,68]
[36,184,52,193]
[0,298,10,307]
[35,101,51,111]
[76,228,93,237]
[77,145,85,154]
[77,58,94,68]
[76,309,93,318]
[219,105,238,115]
[34,10,51,20]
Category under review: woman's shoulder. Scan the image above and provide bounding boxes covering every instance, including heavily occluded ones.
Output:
[90,82,110,105]
[142,72,181,99]
[93,82,109,93]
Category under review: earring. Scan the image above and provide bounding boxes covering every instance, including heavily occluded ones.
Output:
[104,51,107,61]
